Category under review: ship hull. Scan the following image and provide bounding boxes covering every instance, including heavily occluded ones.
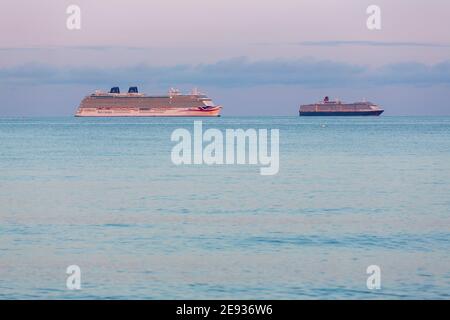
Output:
[75,106,222,117]
[299,110,384,116]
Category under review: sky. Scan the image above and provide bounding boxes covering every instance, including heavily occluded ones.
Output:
[1,0,450,116]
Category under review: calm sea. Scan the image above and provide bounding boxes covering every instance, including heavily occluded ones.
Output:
[0,116,449,299]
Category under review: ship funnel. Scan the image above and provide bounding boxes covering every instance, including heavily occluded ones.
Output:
[109,87,120,94]
[128,86,138,93]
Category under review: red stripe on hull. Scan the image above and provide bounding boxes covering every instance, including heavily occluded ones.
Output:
[75,106,222,117]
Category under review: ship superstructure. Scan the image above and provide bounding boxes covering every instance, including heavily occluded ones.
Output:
[75,87,222,117]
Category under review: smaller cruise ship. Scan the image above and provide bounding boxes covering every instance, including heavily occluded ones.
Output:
[299,97,384,116]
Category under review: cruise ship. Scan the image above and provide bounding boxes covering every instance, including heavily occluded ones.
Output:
[75,87,222,117]
[299,97,384,116]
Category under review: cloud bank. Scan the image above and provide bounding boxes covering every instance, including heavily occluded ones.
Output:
[1,57,450,88]
[297,41,450,48]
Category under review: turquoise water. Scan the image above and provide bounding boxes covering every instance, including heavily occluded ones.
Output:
[0,116,449,299]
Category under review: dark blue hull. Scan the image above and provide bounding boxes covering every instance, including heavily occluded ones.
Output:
[299,110,383,116]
